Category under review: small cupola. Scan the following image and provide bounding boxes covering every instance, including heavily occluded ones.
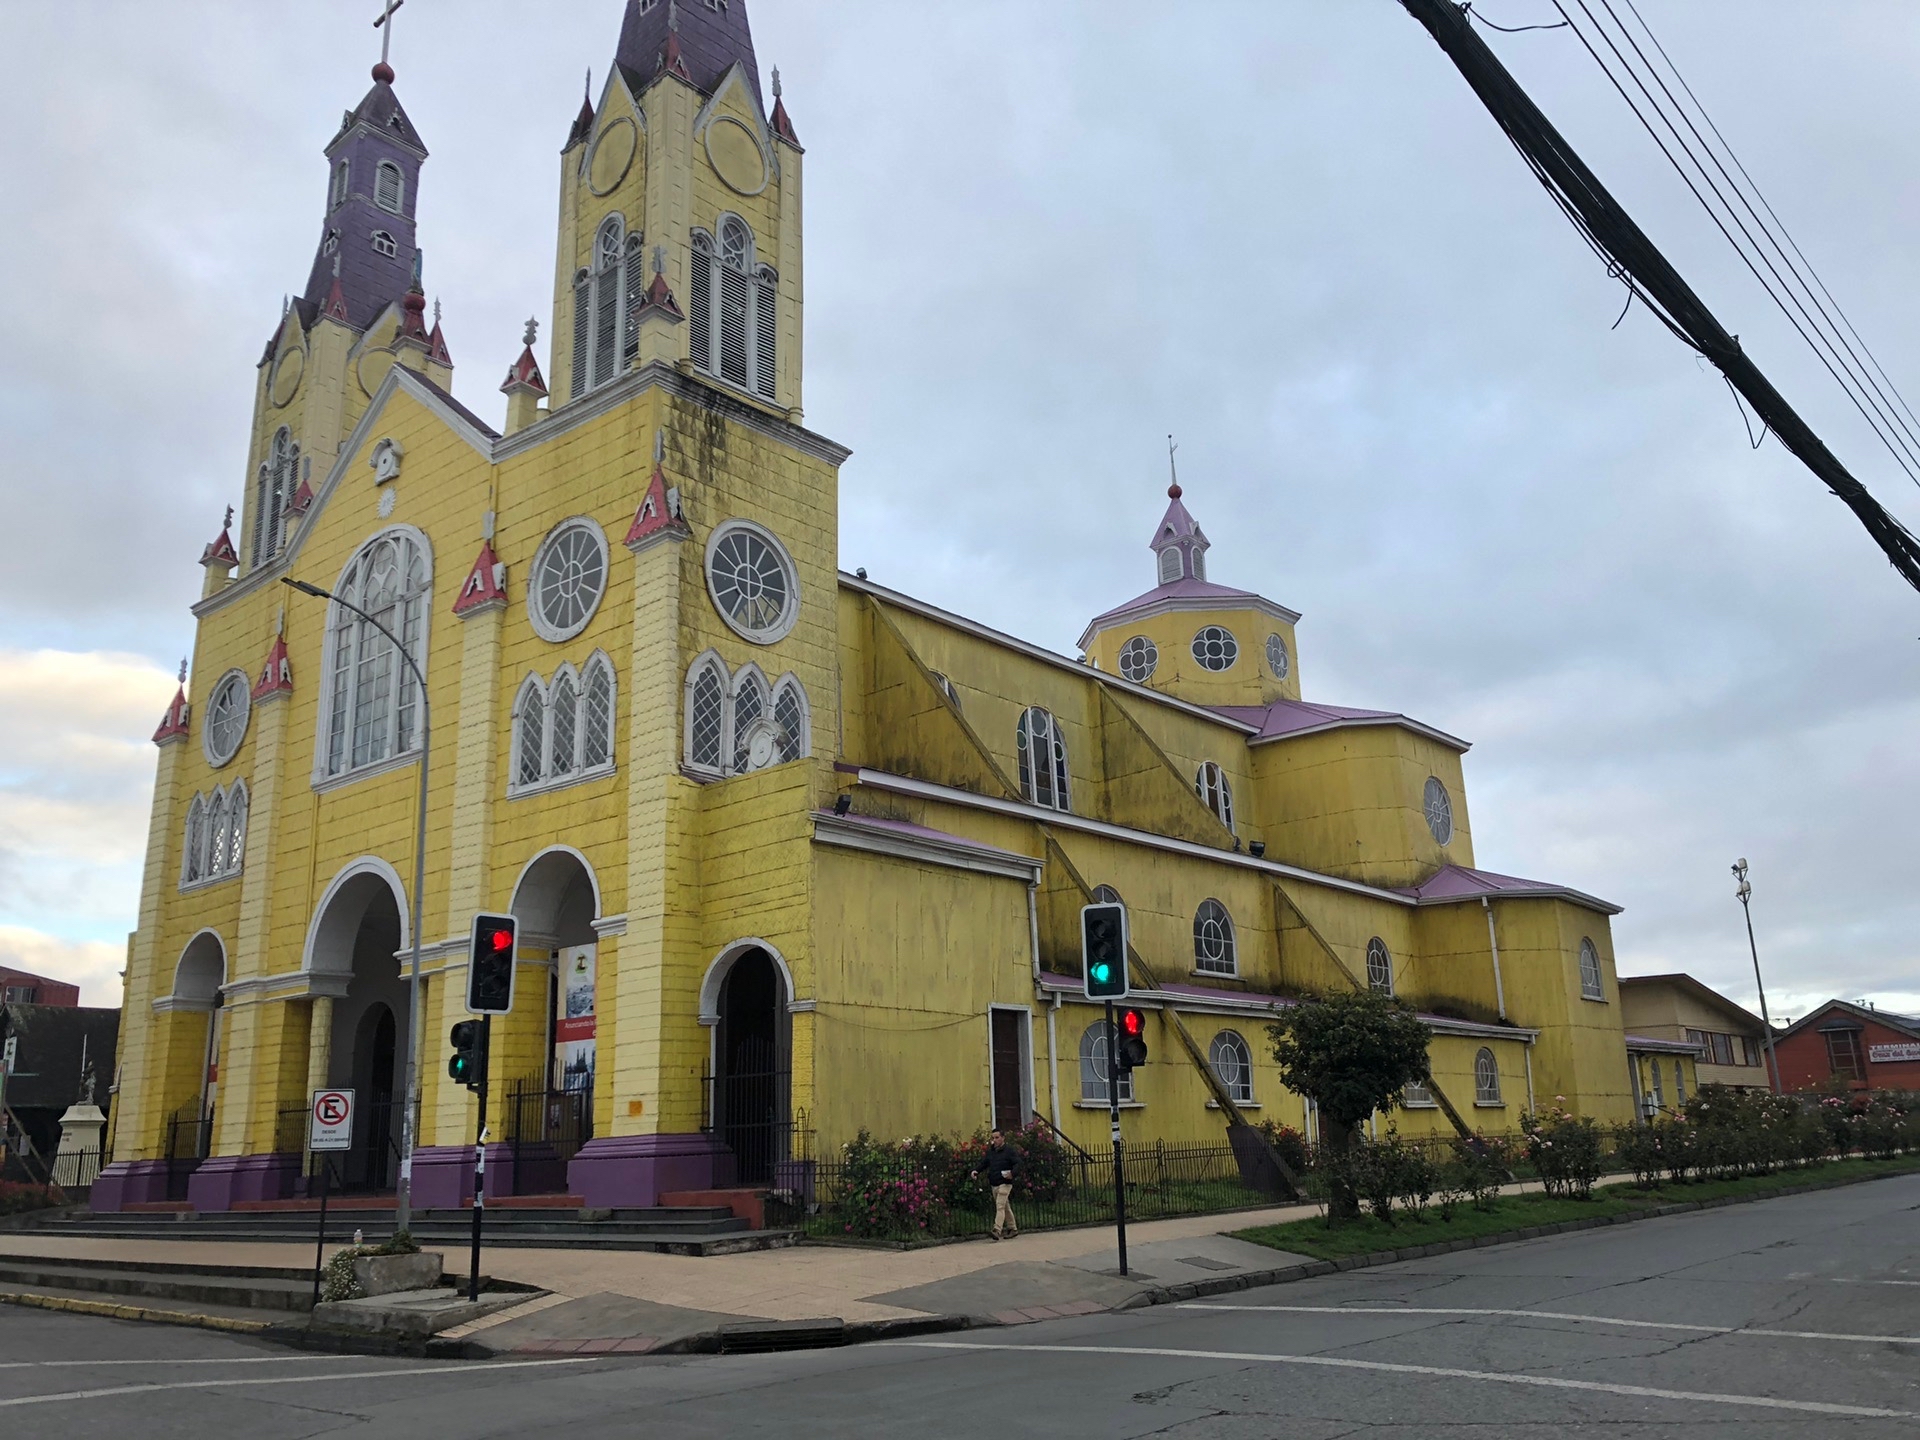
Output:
[1149,481,1209,586]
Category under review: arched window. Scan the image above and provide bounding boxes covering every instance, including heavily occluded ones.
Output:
[1648,1056,1665,1108]
[570,217,640,397]
[581,654,615,770]
[224,781,248,875]
[1366,937,1393,995]
[685,654,728,774]
[1578,938,1604,1000]
[1193,899,1236,976]
[1079,1021,1132,1103]
[513,676,546,789]
[206,789,231,882]
[771,674,810,763]
[689,218,776,401]
[321,229,339,256]
[1016,706,1070,811]
[549,668,579,777]
[371,230,397,257]
[252,428,298,565]
[928,671,962,710]
[731,667,768,774]
[1092,885,1124,906]
[1209,1030,1254,1103]
[330,159,349,210]
[1195,761,1233,830]
[320,529,429,779]
[374,161,403,214]
[1474,1048,1502,1105]
[182,794,207,885]
[1157,547,1181,585]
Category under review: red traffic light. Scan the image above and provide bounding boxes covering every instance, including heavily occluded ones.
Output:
[1120,1007,1146,1037]
[487,926,512,952]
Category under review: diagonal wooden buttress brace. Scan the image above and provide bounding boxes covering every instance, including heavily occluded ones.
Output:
[859,594,1300,1197]
[1271,882,1478,1142]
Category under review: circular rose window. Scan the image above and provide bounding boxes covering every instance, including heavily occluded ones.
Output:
[705,520,799,644]
[531,519,609,642]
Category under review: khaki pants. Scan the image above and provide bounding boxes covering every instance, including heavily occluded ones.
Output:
[992,1183,1018,1237]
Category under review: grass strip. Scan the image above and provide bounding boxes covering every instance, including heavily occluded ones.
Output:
[1231,1153,1920,1262]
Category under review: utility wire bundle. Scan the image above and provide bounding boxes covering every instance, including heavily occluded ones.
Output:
[1404,0,1920,595]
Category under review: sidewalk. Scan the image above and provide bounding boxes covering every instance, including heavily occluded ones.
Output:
[0,1200,1324,1351]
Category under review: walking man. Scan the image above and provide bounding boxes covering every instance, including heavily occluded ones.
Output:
[976,1130,1020,1240]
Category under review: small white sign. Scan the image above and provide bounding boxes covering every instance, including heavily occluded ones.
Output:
[1868,1042,1920,1064]
[2,1035,15,1076]
[309,1088,355,1152]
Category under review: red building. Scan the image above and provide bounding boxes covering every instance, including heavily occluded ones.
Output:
[1774,1000,1920,1093]
[0,967,81,1009]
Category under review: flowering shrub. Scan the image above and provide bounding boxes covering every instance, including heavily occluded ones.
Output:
[1253,1121,1312,1179]
[0,1180,67,1216]
[1451,1132,1516,1210]
[839,1131,950,1238]
[1521,1103,1604,1199]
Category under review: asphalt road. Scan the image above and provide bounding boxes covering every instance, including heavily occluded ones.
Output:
[3,1173,1915,1439]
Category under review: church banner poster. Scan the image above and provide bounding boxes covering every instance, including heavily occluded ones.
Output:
[557,944,596,1094]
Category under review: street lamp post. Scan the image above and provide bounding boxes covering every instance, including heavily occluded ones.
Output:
[285,577,430,1233]
[1731,858,1783,1093]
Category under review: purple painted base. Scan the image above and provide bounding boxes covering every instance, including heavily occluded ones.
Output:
[567,1132,736,1209]
[87,1159,173,1212]
[408,1143,515,1209]
[185,1152,301,1211]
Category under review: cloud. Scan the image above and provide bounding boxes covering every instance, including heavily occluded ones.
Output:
[0,927,127,1010]
[0,1,1915,1023]
[0,650,175,946]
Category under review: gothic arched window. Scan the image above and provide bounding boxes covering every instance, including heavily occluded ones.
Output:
[319,528,430,780]
[688,218,776,401]
[548,668,579,778]
[731,666,768,774]
[513,676,546,789]
[330,159,349,210]
[252,428,298,566]
[374,161,403,214]
[684,653,729,776]
[771,674,810,764]
[570,216,638,397]
[1016,706,1070,812]
[182,794,207,885]
[1195,761,1233,831]
[581,654,615,770]
[510,654,617,795]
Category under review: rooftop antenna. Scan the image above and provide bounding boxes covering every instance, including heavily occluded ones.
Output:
[1166,434,1181,498]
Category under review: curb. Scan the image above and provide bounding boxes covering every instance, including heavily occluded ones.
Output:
[1123,1160,1920,1311]
[0,1288,273,1334]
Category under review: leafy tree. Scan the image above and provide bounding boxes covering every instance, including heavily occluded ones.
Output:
[1268,991,1432,1219]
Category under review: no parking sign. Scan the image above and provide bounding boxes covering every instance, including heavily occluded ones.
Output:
[309,1088,355,1152]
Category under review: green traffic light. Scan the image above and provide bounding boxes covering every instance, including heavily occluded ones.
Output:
[1091,961,1111,982]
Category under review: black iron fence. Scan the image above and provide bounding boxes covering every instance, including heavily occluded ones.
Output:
[505,1080,593,1196]
[162,1105,214,1202]
[701,1068,798,1186]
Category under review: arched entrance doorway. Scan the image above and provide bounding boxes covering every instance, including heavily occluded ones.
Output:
[305,862,409,1191]
[710,946,791,1185]
[505,848,601,1193]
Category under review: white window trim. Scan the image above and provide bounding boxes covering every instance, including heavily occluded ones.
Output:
[1016,705,1072,813]
[1196,760,1233,832]
[704,518,801,645]
[508,654,618,799]
[310,524,432,790]
[202,668,253,768]
[1424,775,1455,846]
[1578,938,1606,1002]
[1366,936,1394,996]
[769,671,812,765]
[1118,635,1158,684]
[528,517,611,644]
[371,230,397,256]
[1192,898,1238,978]
[985,1002,1036,1128]
[730,661,770,773]
[689,214,778,402]
[179,780,247,891]
[374,160,405,215]
[1265,632,1290,680]
[682,649,731,779]
[1473,1047,1503,1106]
[1208,1029,1256,1105]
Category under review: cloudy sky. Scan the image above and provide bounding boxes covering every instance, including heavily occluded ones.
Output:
[1,1,1916,1018]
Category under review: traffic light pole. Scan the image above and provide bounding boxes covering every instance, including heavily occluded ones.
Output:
[468,1014,490,1303]
[1105,999,1128,1277]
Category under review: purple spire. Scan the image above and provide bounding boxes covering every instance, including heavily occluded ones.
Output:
[297,70,429,333]
[1149,482,1210,585]
[615,0,762,106]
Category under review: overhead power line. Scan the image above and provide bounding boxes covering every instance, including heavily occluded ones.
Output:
[1400,0,1920,596]
[1556,0,1920,488]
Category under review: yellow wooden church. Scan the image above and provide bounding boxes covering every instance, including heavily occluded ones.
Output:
[97,0,1642,1211]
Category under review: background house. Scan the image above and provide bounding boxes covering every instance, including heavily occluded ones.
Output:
[1773,1000,1920,1093]
[1619,973,1773,1092]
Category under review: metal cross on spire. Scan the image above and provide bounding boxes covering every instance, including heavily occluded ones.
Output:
[224,505,235,530]
[523,316,538,347]
[177,658,189,684]
[373,0,405,71]
[1166,435,1181,497]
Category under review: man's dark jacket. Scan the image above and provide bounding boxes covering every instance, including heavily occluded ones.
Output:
[982,1143,1018,1188]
